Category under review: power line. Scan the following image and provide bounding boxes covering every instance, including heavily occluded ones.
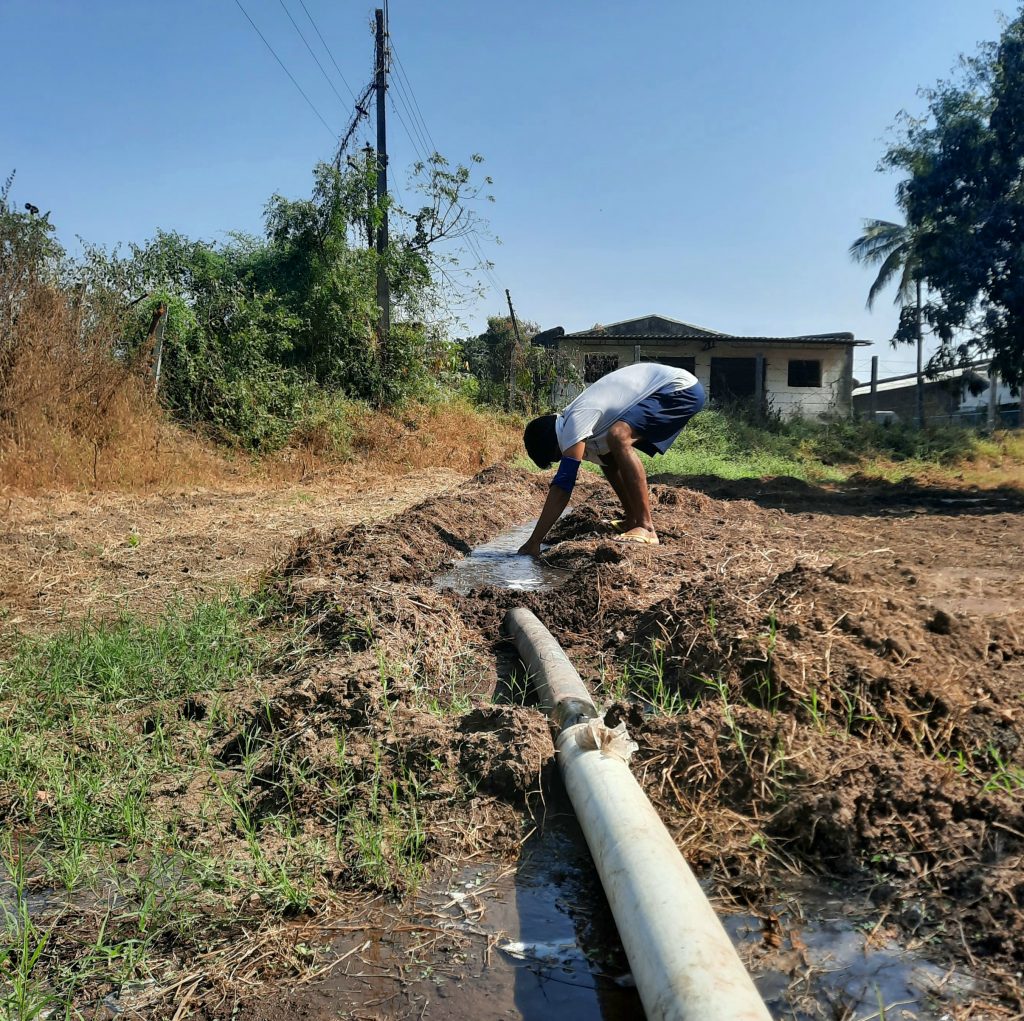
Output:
[384,28,499,297]
[232,0,337,140]
[466,229,505,296]
[388,40,439,156]
[389,68,433,162]
[277,0,350,113]
[294,0,359,103]
[387,89,428,166]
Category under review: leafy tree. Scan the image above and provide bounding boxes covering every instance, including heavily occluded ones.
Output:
[882,9,1024,388]
[849,219,927,424]
[3,148,496,450]
[463,316,578,412]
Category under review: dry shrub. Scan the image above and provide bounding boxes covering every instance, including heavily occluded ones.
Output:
[343,401,522,474]
[0,238,520,492]
[0,279,227,491]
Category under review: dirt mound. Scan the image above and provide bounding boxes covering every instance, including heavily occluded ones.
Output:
[280,465,550,586]
[468,470,1022,1009]
[52,463,1017,1015]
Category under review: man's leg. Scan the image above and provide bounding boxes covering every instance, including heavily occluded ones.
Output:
[600,460,636,528]
[606,421,657,541]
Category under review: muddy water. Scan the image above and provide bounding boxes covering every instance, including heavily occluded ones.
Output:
[432,521,568,594]
[297,782,971,1020]
[415,811,971,1020]
[303,799,642,1020]
[725,887,974,1019]
[435,806,639,1019]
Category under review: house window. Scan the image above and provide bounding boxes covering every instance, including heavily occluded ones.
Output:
[788,360,822,387]
[640,355,696,374]
[710,357,761,401]
[584,353,619,383]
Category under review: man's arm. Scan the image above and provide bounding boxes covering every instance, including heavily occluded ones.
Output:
[518,441,585,556]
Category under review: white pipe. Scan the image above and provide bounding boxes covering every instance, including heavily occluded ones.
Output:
[558,721,771,1021]
[502,607,597,729]
[503,608,771,1021]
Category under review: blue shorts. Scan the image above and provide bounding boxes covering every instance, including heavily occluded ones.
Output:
[620,381,705,456]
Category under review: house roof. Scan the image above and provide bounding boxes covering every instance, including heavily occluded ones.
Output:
[566,314,726,339]
[562,314,867,346]
[852,366,991,396]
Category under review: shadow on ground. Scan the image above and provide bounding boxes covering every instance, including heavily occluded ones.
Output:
[650,472,1024,517]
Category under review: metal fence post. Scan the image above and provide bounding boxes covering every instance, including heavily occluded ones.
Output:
[869,356,878,420]
[987,366,999,429]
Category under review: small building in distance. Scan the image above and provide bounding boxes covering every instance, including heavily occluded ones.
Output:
[851,365,1022,427]
[545,314,869,419]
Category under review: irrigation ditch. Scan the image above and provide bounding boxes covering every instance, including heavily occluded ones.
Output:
[3,464,1024,1019]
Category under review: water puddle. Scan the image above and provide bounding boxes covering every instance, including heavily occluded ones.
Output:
[724,884,974,1019]
[299,783,972,1019]
[307,801,642,1020]
[433,520,569,594]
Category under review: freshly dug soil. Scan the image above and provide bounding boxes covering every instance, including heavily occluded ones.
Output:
[269,465,1024,1014]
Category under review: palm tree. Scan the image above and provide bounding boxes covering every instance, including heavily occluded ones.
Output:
[849,219,925,427]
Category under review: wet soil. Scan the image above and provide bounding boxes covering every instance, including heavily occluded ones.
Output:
[260,464,1023,1019]
[15,464,1024,1018]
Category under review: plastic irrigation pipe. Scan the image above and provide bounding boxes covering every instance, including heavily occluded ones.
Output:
[502,607,598,730]
[502,607,771,1021]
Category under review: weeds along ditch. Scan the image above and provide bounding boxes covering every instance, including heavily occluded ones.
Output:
[1,464,1023,1017]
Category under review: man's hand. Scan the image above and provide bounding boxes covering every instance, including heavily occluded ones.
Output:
[518,449,580,557]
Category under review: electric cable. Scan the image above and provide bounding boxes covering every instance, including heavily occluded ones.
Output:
[388,62,433,161]
[466,229,505,295]
[387,89,428,166]
[389,40,440,156]
[277,0,351,113]
[295,0,359,103]
[232,0,337,139]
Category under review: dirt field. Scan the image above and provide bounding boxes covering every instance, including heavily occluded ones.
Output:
[0,467,465,636]
[195,464,1022,1019]
[4,464,1024,1018]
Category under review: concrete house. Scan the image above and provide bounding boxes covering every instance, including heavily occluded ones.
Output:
[546,314,869,419]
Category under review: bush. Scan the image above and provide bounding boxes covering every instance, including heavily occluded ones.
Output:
[649,409,994,482]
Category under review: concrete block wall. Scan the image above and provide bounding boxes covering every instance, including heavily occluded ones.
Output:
[558,342,852,420]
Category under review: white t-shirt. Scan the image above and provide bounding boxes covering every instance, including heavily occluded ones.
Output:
[555,362,698,464]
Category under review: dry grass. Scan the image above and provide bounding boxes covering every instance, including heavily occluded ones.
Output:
[0,236,521,492]
[0,282,521,494]
[0,276,222,490]
[0,467,467,637]
[344,401,522,475]
[0,288,522,494]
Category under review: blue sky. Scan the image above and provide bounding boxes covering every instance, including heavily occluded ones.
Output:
[2,1,1013,380]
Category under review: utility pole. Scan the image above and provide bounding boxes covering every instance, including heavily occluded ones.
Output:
[988,364,999,429]
[754,354,765,422]
[505,289,523,412]
[914,279,925,428]
[362,144,375,248]
[374,8,390,350]
[147,302,168,394]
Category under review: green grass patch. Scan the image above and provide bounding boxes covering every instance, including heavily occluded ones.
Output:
[524,409,1022,484]
[0,591,447,1012]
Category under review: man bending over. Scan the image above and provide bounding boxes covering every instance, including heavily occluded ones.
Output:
[518,362,705,556]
